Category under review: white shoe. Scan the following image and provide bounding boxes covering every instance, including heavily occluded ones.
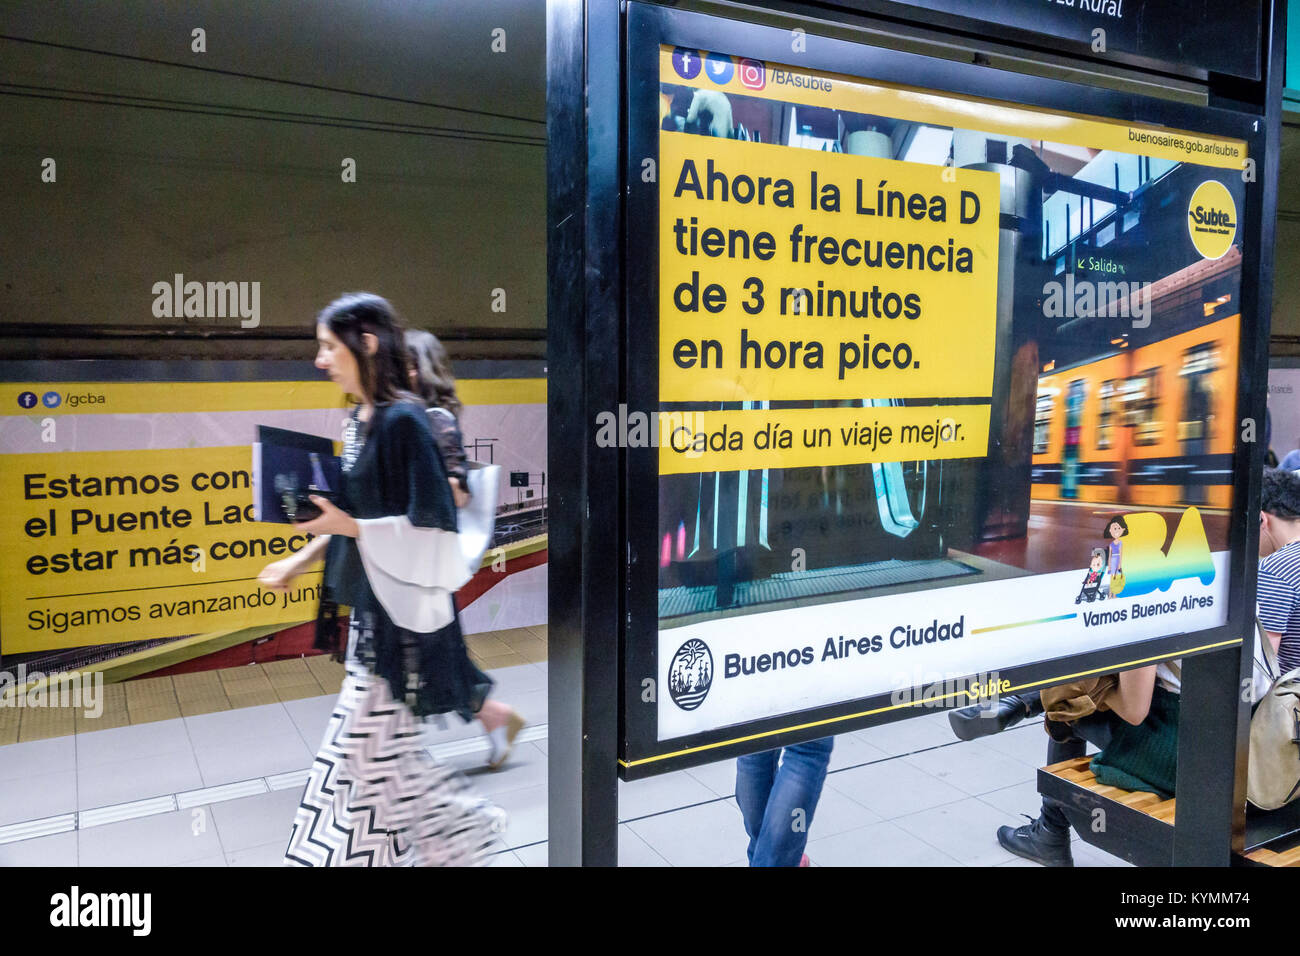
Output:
[487,711,526,770]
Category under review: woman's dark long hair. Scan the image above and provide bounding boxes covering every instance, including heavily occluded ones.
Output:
[312,293,418,662]
[317,292,420,406]
[404,328,462,418]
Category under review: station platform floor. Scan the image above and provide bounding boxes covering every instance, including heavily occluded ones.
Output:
[0,641,1129,867]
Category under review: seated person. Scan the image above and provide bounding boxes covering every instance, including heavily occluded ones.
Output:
[950,663,1179,867]
[1257,467,1300,676]
[999,662,1179,867]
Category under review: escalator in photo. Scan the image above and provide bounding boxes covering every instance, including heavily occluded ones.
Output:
[656,398,976,618]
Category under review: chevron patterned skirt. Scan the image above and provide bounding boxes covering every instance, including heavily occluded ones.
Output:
[284,646,506,867]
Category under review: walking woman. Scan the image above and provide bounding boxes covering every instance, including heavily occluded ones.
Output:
[259,293,504,866]
[405,328,527,769]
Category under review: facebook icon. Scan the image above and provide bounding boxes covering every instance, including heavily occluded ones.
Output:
[672,47,702,80]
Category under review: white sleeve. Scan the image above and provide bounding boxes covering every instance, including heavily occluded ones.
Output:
[354,516,472,632]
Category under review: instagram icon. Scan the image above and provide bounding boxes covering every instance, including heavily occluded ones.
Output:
[738,58,765,90]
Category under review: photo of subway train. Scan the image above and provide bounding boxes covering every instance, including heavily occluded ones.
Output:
[1032,308,1239,510]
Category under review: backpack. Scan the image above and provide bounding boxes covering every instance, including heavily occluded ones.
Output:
[1247,621,1300,810]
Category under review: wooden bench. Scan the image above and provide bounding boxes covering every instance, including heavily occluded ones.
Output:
[1038,755,1300,866]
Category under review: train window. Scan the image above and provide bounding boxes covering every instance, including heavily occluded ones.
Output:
[1097,380,1118,449]
[1123,368,1161,446]
[1034,390,1054,455]
[1178,343,1219,442]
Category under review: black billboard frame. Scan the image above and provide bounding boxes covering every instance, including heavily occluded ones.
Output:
[547,0,1283,866]
[620,0,1269,779]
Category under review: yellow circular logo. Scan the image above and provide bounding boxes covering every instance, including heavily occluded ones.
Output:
[1187,180,1237,260]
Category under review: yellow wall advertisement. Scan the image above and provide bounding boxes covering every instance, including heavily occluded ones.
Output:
[0,377,545,653]
[0,381,346,653]
[4,445,325,652]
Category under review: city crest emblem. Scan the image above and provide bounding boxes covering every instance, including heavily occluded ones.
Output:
[668,639,713,711]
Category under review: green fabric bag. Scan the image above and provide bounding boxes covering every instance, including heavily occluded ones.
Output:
[1090,685,1180,798]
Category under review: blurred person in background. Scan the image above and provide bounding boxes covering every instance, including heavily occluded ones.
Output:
[407,328,527,769]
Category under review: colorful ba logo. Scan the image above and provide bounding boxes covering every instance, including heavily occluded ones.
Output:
[668,639,713,711]
[1115,507,1215,599]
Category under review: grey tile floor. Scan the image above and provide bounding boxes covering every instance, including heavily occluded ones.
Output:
[0,660,1128,867]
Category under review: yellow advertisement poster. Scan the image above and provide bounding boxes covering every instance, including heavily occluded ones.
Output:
[647,39,1244,756]
[0,382,345,653]
[0,377,546,653]
[2,446,329,652]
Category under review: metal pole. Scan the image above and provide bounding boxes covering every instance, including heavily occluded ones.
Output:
[545,0,622,866]
[1171,0,1283,866]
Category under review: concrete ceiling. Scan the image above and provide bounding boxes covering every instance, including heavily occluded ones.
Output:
[0,0,547,360]
[1,0,544,129]
[1,2,1293,356]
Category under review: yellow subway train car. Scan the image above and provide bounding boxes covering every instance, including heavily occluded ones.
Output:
[1031,316,1239,510]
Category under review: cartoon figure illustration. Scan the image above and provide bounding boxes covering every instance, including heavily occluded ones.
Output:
[1075,547,1107,604]
[1103,514,1128,596]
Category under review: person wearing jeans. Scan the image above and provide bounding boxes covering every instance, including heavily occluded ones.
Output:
[735,737,833,866]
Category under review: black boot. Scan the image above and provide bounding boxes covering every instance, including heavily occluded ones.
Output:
[947,692,1042,741]
[997,813,1074,867]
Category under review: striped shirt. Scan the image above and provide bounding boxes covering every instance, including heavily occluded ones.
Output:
[1257,540,1300,675]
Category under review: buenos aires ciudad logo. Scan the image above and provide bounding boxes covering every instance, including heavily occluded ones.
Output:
[668,639,713,711]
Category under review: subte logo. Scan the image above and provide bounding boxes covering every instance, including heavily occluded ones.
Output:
[738,58,766,90]
[668,639,713,711]
[1187,180,1237,260]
